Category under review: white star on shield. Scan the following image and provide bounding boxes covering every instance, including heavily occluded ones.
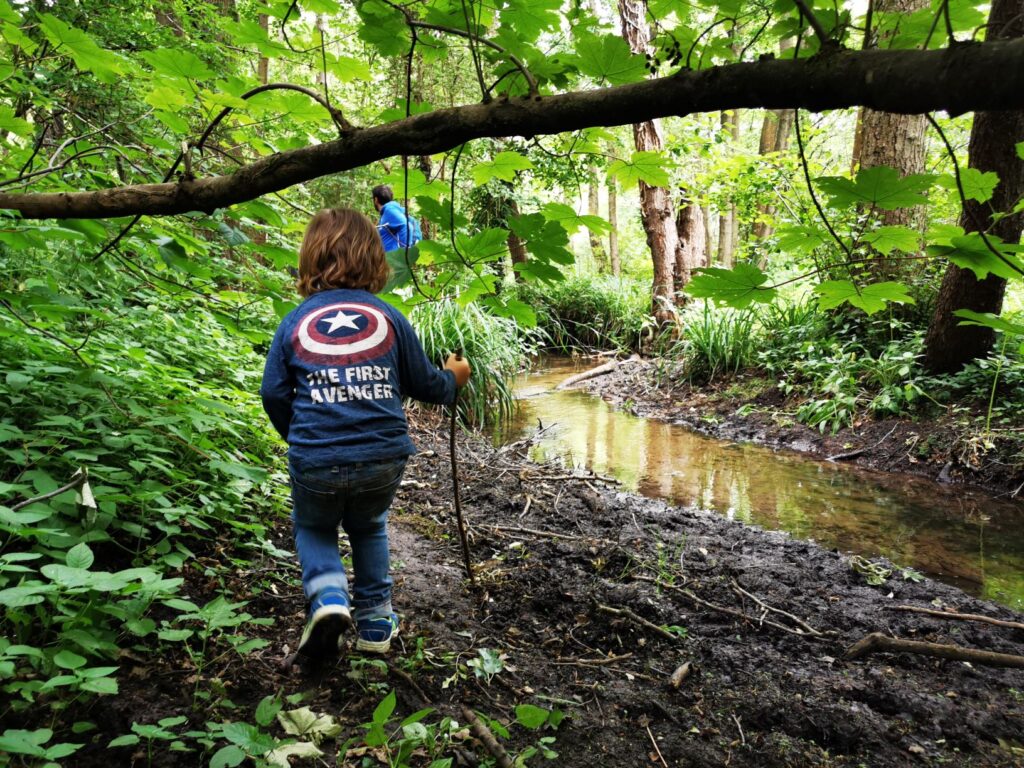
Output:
[320,310,361,334]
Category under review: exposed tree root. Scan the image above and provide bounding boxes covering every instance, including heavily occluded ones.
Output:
[843,632,1024,667]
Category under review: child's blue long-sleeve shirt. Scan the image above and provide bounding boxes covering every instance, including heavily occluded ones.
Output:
[260,289,455,471]
[376,201,410,251]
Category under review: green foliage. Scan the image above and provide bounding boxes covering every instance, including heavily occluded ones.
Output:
[511,275,650,352]
[667,302,760,384]
[685,264,777,309]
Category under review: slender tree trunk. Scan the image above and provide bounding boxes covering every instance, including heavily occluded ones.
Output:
[619,0,678,322]
[701,205,713,265]
[607,156,620,277]
[257,14,269,85]
[717,109,740,265]
[851,0,930,280]
[924,0,1024,372]
[506,197,528,280]
[752,41,795,239]
[588,169,607,271]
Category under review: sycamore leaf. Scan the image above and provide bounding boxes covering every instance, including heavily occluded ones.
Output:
[572,33,647,85]
[541,202,610,235]
[140,48,214,81]
[816,166,934,210]
[382,169,443,200]
[514,261,564,283]
[384,245,419,292]
[356,0,411,56]
[38,14,125,82]
[862,225,921,255]
[609,151,672,188]
[814,280,914,315]
[685,264,777,309]
[0,105,31,137]
[927,232,1024,280]
[497,0,561,42]
[937,169,1000,203]
[482,296,537,327]
[471,152,533,186]
[953,309,1024,336]
[454,229,508,263]
[775,224,829,255]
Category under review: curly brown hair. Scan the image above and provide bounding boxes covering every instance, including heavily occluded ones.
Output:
[296,208,390,297]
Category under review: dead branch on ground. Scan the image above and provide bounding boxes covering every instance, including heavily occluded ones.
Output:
[844,632,1024,668]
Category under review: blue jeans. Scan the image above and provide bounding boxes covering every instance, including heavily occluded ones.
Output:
[288,457,407,623]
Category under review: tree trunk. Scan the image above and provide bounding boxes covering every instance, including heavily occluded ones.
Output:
[924,0,1024,372]
[588,170,607,271]
[851,0,930,280]
[257,14,269,85]
[506,197,528,280]
[619,0,678,322]
[717,109,740,265]
[675,194,706,294]
[608,154,620,277]
[701,205,713,265]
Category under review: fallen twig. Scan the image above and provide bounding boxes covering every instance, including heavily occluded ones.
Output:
[388,662,430,707]
[597,604,677,641]
[731,579,822,636]
[825,425,898,462]
[844,632,1024,668]
[668,661,692,689]
[461,705,513,768]
[646,725,669,768]
[552,652,634,666]
[556,355,639,390]
[886,604,1024,631]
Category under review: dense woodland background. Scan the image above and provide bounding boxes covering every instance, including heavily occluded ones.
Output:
[1,0,1023,765]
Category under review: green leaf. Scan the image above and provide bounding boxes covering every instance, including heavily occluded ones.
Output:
[927,232,1024,280]
[356,0,411,56]
[572,33,647,85]
[455,228,509,263]
[609,151,672,188]
[540,202,610,235]
[957,168,999,204]
[140,49,214,81]
[862,225,921,255]
[816,166,934,210]
[813,280,914,315]
[471,152,533,186]
[384,244,420,292]
[775,224,830,255]
[953,309,1024,336]
[65,542,94,570]
[685,264,777,309]
[515,704,551,730]
[220,722,274,754]
[209,745,247,768]
[53,650,87,670]
[80,676,119,695]
[372,690,397,725]
[0,105,31,137]
[482,296,537,327]
[37,14,125,82]
[0,728,51,757]
[1016,142,1024,161]
[255,695,283,727]
[276,707,341,744]
[108,735,140,748]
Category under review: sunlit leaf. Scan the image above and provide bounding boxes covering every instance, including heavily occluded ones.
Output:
[953,309,1024,336]
[816,166,934,210]
[862,225,921,255]
[685,264,776,309]
[571,33,647,85]
[609,151,672,188]
[38,14,126,82]
[140,48,214,81]
[927,232,1024,280]
[471,152,533,186]
[814,280,914,315]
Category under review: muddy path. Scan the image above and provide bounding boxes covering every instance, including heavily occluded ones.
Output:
[71,412,1024,768]
[576,357,1024,498]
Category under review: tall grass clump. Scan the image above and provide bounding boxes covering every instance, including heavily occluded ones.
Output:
[669,301,760,383]
[410,301,534,426]
[512,275,650,351]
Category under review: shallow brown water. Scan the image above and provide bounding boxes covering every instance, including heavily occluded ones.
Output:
[496,357,1024,610]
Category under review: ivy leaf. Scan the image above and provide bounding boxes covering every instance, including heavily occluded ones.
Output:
[609,151,672,188]
[816,166,935,210]
[471,152,533,186]
[814,280,914,315]
[572,33,647,85]
[862,225,921,255]
[140,48,214,81]
[38,14,125,82]
[685,264,777,309]
[927,232,1024,280]
[953,309,1024,336]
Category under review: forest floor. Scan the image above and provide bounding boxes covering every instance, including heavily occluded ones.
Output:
[577,358,1024,498]
[71,411,1024,768]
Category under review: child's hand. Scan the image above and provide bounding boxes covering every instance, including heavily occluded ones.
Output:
[444,353,471,388]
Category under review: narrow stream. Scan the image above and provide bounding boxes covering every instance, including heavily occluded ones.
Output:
[495,357,1024,611]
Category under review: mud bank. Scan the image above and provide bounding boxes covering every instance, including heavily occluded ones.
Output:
[577,358,1024,498]
[70,413,1024,768]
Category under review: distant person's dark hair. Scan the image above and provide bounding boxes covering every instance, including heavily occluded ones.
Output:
[372,185,394,205]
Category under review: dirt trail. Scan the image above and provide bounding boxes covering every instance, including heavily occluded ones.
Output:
[72,414,1024,767]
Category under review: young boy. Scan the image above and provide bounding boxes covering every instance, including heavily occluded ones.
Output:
[260,208,471,661]
[372,184,418,251]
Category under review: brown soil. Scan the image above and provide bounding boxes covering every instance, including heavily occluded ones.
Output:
[60,412,1024,767]
[578,358,1024,498]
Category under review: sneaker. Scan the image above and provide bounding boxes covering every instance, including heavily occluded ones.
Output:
[355,613,400,654]
[297,588,352,662]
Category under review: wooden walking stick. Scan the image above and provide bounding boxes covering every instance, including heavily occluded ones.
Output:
[449,351,475,584]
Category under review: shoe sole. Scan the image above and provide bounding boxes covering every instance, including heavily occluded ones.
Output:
[355,625,400,654]
[297,605,353,660]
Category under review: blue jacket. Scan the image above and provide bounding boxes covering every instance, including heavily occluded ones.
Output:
[377,201,411,251]
[260,289,456,471]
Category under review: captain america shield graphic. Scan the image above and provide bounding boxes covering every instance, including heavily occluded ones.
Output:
[292,302,395,365]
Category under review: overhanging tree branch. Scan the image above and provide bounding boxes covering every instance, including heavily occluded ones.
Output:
[5,39,1024,220]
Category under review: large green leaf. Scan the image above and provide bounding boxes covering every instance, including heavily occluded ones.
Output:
[609,151,672,188]
[937,169,1000,204]
[471,152,533,186]
[140,48,215,81]
[38,14,125,82]
[953,309,1024,336]
[813,280,914,315]
[497,0,561,42]
[541,202,610,235]
[816,166,934,210]
[685,264,777,309]
[572,33,647,85]
[776,224,830,255]
[384,245,420,292]
[454,229,508,263]
[356,0,411,56]
[927,232,1024,280]
[862,225,921,255]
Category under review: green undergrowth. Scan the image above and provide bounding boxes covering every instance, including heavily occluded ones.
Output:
[664,298,1024,437]
[511,275,651,352]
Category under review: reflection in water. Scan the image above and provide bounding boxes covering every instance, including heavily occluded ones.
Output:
[497,358,1024,611]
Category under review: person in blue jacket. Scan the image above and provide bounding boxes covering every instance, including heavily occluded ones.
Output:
[372,184,416,251]
[260,208,471,662]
